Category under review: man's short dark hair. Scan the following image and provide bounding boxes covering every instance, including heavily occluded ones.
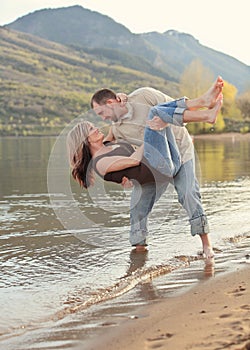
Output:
[90,88,116,107]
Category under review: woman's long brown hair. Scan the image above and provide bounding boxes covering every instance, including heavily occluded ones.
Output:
[66,121,94,188]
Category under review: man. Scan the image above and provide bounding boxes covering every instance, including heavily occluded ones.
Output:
[90,77,224,258]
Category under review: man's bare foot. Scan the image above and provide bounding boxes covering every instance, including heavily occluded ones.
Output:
[204,96,223,124]
[199,233,215,259]
[202,76,224,108]
[203,246,215,259]
[134,245,148,253]
[198,246,215,259]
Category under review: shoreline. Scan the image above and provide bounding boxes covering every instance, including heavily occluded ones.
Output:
[1,132,250,139]
[193,132,250,140]
[85,265,250,350]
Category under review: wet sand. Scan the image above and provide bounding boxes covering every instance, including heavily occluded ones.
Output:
[87,266,250,350]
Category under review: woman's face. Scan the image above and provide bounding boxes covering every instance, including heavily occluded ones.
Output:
[86,122,104,143]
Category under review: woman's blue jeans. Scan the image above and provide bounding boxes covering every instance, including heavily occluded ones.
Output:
[143,98,186,177]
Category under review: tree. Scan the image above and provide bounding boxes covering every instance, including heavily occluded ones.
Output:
[236,89,250,120]
[179,59,221,134]
[179,58,214,98]
[222,81,241,120]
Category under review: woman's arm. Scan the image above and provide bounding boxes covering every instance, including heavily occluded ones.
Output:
[96,145,144,176]
[103,127,115,142]
[146,116,169,130]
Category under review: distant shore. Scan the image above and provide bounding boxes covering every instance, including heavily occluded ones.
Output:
[193,132,250,140]
[86,266,250,350]
[1,131,250,139]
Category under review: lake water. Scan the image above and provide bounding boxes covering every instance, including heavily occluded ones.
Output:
[0,133,249,350]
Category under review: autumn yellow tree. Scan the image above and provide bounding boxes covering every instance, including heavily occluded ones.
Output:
[179,59,224,134]
[179,58,214,98]
[236,89,250,120]
[222,81,241,120]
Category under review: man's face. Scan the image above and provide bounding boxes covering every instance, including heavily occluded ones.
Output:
[92,100,119,122]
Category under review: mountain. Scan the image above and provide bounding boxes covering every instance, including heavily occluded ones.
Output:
[0,26,178,136]
[6,6,173,81]
[6,5,250,93]
[142,30,250,92]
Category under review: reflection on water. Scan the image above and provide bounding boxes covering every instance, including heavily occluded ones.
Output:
[194,134,250,182]
[0,137,55,196]
[0,135,250,350]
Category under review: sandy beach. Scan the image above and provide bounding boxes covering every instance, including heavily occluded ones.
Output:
[87,265,250,350]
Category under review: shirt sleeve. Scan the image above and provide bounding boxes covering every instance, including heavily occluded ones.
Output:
[129,87,173,106]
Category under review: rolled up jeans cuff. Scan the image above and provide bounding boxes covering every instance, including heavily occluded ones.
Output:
[173,108,186,126]
[176,97,188,108]
[172,97,187,126]
[130,230,148,246]
[190,215,209,236]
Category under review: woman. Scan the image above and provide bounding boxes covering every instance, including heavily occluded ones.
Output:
[67,95,223,189]
[67,122,176,189]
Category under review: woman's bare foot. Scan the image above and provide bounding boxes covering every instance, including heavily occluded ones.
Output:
[204,96,223,124]
[202,76,224,108]
[186,76,224,110]
[183,95,223,124]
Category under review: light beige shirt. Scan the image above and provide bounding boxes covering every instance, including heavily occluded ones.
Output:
[111,87,194,164]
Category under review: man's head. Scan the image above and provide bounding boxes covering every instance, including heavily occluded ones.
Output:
[91,88,126,122]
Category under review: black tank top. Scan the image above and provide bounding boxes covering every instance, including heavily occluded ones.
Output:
[92,140,166,185]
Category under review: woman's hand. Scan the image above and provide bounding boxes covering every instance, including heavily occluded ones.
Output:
[121,176,134,188]
[116,93,128,107]
[146,116,168,130]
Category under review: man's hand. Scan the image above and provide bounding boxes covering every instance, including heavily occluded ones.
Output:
[146,116,168,130]
[121,176,133,188]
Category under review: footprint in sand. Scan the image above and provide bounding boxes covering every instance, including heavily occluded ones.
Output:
[219,313,233,318]
[240,304,250,311]
[145,332,174,349]
[226,284,247,297]
[241,341,250,350]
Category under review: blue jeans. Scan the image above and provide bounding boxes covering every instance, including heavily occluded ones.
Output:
[174,159,209,236]
[143,98,186,177]
[144,127,182,177]
[129,159,209,246]
[149,98,187,126]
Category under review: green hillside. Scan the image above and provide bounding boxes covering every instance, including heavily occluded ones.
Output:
[7,5,250,93]
[0,27,179,136]
[2,4,250,136]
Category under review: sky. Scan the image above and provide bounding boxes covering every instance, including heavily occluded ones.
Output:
[1,0,250,66]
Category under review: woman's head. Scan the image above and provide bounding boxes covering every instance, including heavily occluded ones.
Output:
[67,121,94,188]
